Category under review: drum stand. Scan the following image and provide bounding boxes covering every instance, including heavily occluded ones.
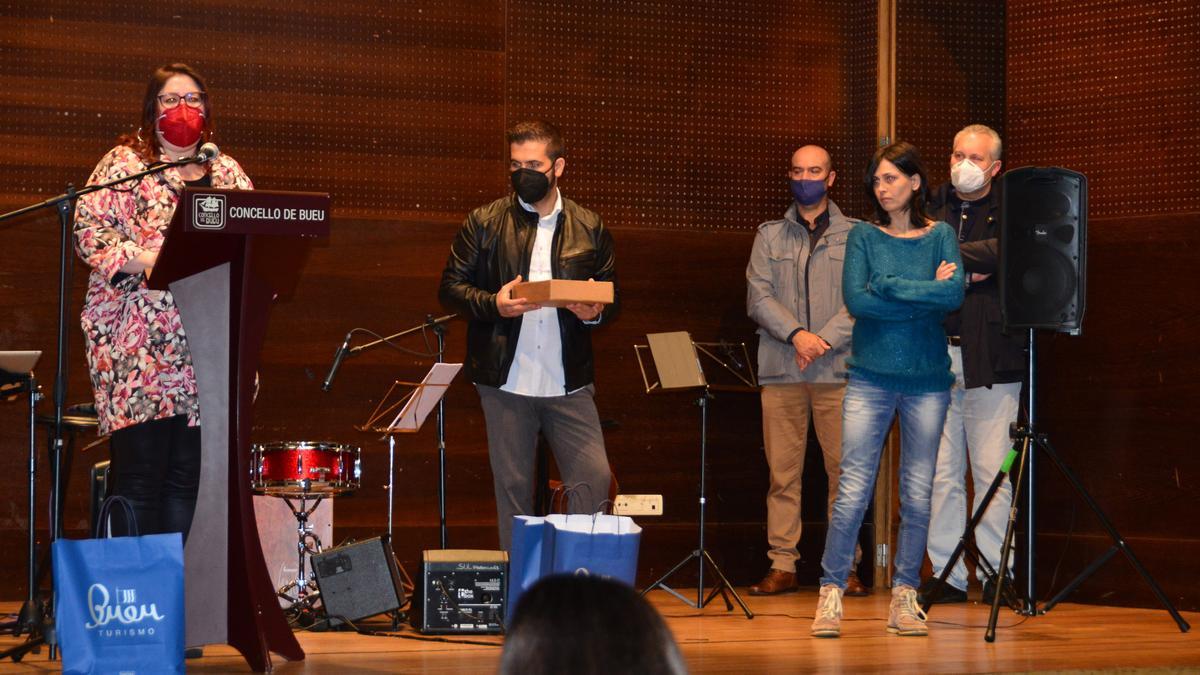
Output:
[276,492,325,625]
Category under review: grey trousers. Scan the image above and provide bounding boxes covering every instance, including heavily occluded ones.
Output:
[477,383,612,551]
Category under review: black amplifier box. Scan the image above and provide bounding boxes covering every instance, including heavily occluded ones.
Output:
[312,536,405,626]
[416,549,507,634]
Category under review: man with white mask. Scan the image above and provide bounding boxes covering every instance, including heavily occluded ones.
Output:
[919,124,1026,605]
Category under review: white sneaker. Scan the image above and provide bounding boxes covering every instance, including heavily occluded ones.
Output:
[887,584,929,636]
[811,584,843,638]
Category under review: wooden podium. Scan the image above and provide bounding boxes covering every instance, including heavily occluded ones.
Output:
[149,187,330,671]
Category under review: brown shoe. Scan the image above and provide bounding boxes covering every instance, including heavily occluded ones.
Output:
[844,571,870,597]
[749,569,798,596]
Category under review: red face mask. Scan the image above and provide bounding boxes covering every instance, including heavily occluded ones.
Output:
[157,104,205,148]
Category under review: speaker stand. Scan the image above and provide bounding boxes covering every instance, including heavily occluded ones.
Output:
[984,329,1189,640]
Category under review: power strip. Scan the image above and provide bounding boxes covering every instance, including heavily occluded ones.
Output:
[613,494,663,516]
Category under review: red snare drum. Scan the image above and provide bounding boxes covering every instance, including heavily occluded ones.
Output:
[251,441,361,497]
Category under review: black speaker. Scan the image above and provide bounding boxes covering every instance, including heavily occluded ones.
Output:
[999,167,1087,333]
[311,536,405,625]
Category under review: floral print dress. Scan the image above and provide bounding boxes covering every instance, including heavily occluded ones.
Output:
[74,144,253,435]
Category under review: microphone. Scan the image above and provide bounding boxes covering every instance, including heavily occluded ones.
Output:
[175,143,220,165]
[194,142,220,163]
[321,332,354,392]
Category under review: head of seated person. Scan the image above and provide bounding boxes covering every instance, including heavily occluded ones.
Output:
[499,574,687,675]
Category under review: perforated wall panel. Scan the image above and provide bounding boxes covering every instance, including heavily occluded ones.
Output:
[1007,0,1200,217]
[506,0,878,229]
[0,2,506,219]
[1,2,879,226]
[896,0,1006,188]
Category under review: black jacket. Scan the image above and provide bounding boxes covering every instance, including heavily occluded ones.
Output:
[929,182,1026,389]
[438,194,619,392]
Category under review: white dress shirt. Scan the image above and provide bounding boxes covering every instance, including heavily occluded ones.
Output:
[501,190,568,397]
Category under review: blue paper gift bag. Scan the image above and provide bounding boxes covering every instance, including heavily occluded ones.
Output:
[545,513,641,584]
[506,515,555,622]
[52,497,185,675]
[506,513,642,622]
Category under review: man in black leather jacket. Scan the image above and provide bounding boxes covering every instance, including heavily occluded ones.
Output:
[439,120,618,550]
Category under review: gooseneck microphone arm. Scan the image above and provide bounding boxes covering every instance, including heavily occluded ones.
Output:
[317,314,457,392]
[347,314,457,356]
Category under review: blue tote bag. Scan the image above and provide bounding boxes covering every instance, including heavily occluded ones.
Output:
[52,496,185,675]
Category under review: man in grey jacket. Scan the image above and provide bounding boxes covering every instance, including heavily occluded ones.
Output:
[745,144,866,596]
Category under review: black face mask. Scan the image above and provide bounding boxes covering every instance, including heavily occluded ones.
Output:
[511,165,555,204]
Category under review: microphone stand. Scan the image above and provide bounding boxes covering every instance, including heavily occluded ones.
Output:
[326,314,455,549]
[0,154,213,663]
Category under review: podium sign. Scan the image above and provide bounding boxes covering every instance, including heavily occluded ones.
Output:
[149,187,329,671]
[185,189,330,235]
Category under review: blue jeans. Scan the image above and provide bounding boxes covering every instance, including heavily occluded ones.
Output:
[819,376,950,589]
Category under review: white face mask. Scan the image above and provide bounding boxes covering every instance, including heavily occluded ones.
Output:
[950,158,996,195]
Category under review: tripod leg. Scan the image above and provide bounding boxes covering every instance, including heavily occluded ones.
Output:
[641,550,702,608]
[923,444,1019,613]
[1036,437,1190,632]
[1044,546,1117,611]
[699,550,753,619]
[987,436,1031,641]
[701,578,732,611]
[923,543,966,614]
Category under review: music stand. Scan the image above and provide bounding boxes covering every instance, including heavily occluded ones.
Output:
[0,351,43,656]
[634,332,755,619]
[358,363,462,547]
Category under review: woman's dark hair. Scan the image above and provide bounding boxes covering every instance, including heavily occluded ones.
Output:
[864,141,931,229]
[118,63,215,163]
[499,575,687,675]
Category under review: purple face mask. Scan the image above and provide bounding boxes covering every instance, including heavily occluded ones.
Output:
[790,178,827,206]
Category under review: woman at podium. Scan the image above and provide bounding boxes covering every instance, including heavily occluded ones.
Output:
[73,63,253,540]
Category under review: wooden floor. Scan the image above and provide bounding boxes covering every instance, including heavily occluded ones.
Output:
[0,590,1196,673]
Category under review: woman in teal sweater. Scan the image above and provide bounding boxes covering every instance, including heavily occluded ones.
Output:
[811,142,964,639]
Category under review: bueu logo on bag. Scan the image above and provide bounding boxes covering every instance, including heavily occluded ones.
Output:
[85,583,166,637]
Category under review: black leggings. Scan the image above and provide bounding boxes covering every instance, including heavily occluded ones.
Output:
[108,415,201,542]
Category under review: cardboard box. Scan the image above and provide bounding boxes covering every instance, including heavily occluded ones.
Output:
[512,279,614,307]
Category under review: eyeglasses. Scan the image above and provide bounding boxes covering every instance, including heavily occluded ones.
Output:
[157,92,206,109]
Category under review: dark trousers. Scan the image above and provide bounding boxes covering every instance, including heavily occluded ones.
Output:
[477,384,612,551]
[108,414,201,542]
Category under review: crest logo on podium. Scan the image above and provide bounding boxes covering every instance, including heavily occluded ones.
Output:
[193,194,226,230]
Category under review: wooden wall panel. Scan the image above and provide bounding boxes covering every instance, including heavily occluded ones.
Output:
[1008,0,1200,217]
[1007,0,1200,611]
[0,1,879,599]
[506,0,879,228]
[896,0,1006,186]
